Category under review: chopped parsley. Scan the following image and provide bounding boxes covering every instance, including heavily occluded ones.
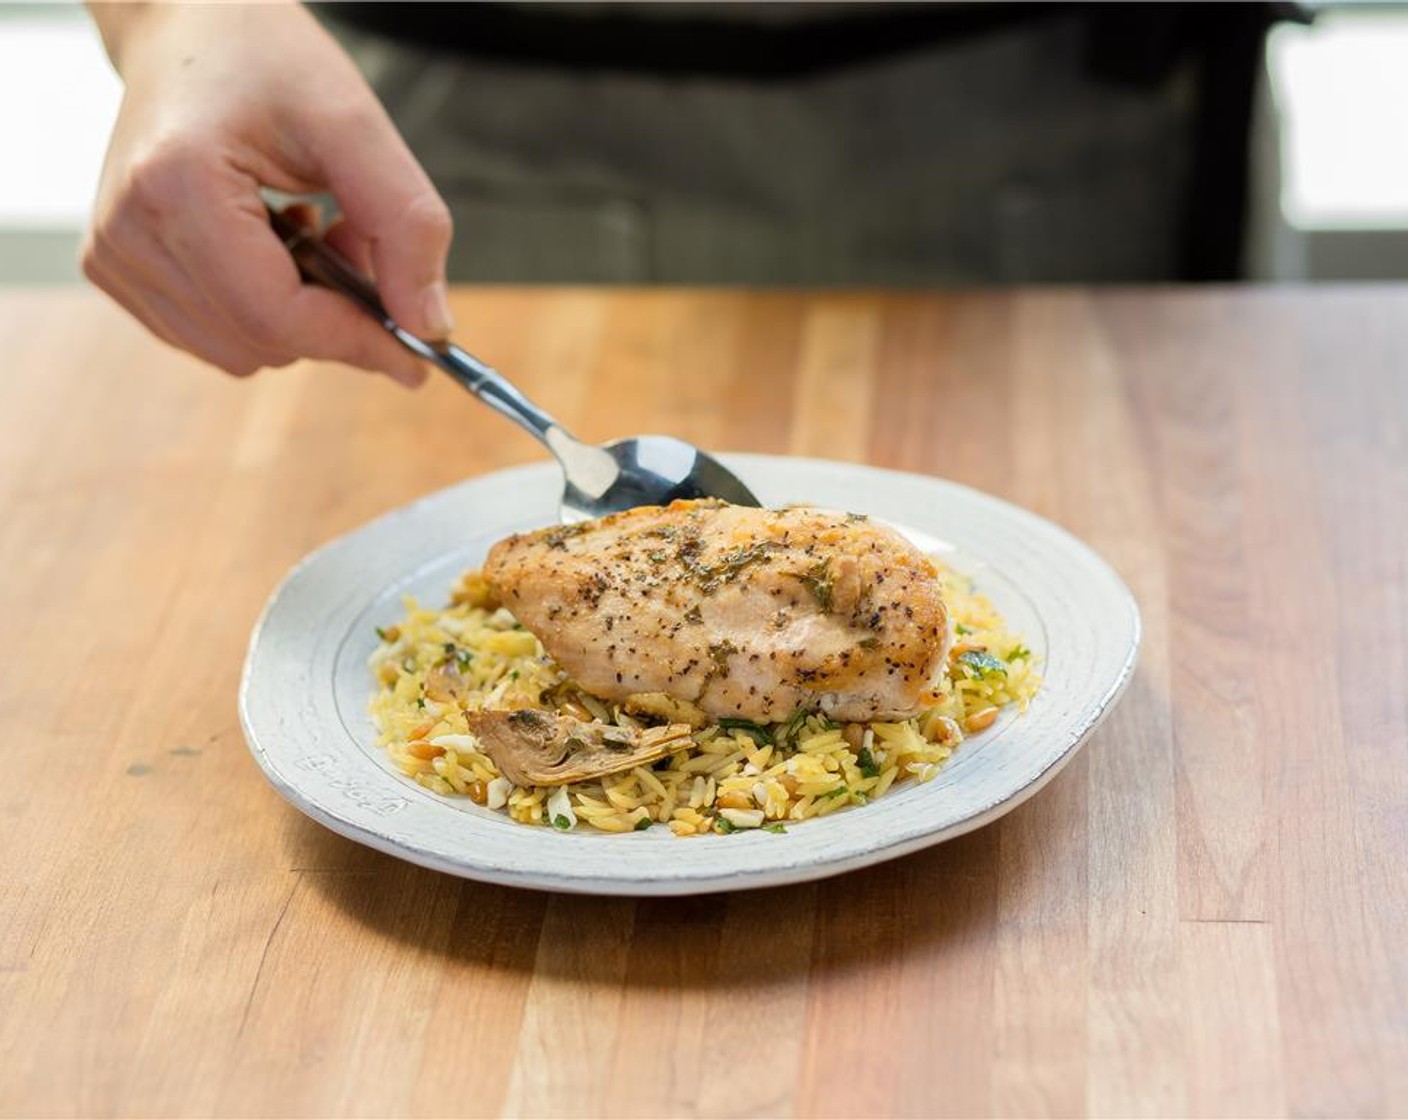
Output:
[798,560,834,613]
[708,639,739,676]
[955,623,972,636]
[714,816,738,834]
[778,708,808,747]
[958,649,1007,679]
[821,786,848,800]
[443,643,473,670]
[718,718,771,746]
[543,523,590,550]
[681,539,780,593]
[552,814,572,831]
[764,823,787,834]
[634,816,653,831]
[375,626,391,642]
[856,747,880,779]
[1006,644,1032,661]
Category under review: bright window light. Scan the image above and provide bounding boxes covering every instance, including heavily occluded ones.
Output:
[1271,10,1408,229]
[0,11,122,227]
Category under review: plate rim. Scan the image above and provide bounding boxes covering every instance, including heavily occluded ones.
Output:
[239,454,1141,895]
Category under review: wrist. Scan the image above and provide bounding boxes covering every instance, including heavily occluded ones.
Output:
[87,2,172,75]
[89,1,304,79]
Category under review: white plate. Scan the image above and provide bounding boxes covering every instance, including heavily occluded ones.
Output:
[240,455,1139,895]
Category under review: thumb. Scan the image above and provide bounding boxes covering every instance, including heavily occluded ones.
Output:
[310,109,455,339]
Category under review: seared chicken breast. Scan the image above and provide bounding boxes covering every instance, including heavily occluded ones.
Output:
[484,500,950,722]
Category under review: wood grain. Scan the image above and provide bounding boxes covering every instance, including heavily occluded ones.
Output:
[1,286,1406,1118]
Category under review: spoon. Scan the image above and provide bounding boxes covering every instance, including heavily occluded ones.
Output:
[268,209,760,522]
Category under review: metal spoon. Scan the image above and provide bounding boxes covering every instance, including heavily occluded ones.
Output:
[269,209,760,522]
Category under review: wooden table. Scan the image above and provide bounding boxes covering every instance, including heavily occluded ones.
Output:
[1,287,1405,1118]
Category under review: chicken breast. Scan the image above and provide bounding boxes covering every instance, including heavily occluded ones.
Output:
[483,500,950,723]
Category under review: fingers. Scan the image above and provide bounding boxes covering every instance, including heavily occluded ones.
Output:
[84,247,278,376]
[305,107,455,339]
[81,0,452,388]
[322,217,376,277]
[167,192,430,386]
[83,227,286,377]
[94,143,429,386]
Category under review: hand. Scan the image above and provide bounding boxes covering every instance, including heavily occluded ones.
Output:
[83,2,452,386]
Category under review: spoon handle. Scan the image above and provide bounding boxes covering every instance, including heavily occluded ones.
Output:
[268,207,566,450]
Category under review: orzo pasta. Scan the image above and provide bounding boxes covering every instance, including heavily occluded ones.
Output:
[369,561,1039,835]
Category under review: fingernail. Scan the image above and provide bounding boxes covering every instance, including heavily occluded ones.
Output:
[420,282,454,338]
[388,360,429,390]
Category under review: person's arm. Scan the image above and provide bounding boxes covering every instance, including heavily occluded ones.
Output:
[84,1,452,385]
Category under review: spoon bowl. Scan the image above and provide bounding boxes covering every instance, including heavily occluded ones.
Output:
[270,207,761,522]
[557,434,760,522]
